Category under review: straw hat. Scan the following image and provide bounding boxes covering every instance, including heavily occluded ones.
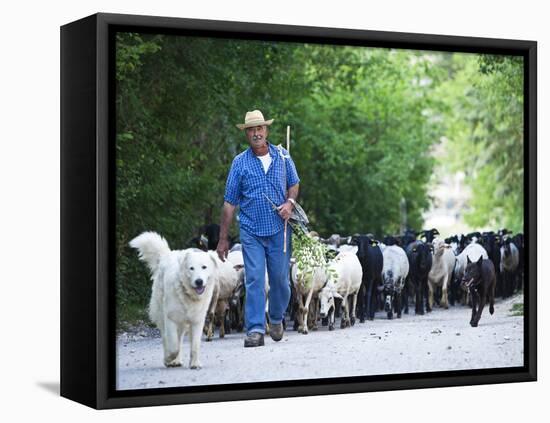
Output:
[236,110,274,130]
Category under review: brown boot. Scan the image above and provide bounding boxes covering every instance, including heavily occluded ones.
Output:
[244,332,264,347]
[270,323,284,342]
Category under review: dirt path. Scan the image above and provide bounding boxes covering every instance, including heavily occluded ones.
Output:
[116,295,524,390]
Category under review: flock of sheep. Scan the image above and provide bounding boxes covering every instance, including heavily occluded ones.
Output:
[193,226,524,339]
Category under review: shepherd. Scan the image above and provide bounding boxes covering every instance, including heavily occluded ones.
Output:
[216,110,300,347]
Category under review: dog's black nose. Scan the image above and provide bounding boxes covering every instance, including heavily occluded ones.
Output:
[195,278,203,287]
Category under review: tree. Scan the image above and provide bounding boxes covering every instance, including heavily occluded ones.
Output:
[435,53,524,232]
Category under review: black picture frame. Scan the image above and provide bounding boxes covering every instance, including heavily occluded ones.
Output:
[60,12,537,409]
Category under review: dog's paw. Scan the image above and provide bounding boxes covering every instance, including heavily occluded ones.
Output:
[189,361,202,370]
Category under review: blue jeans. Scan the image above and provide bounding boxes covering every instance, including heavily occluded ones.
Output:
[240,226,292,335]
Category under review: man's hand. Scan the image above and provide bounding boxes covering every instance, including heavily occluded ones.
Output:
[217,202,236,262]
[277,200,294,220]
[216,238,230,262]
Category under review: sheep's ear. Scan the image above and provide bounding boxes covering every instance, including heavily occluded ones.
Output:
[477,256,483,265]
[467,256,472,265]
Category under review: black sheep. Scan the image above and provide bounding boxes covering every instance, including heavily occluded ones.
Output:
[420,228,440,243]
[350,235,383,322]
[404,240,433,315]
[383,235,400,246]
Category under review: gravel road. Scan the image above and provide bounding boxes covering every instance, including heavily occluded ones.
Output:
[116,294,524,390]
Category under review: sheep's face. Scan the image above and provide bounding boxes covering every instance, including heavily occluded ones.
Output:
[432,238,446,256]
[292,263,309,288]
[501,239,512,258]
[319,283,343,318]
[319,287,334,318]
[230,281,243,308]
[411,242,431,271]
[420,245,432,269]
[450,241,459,255]
[384,295,392,312]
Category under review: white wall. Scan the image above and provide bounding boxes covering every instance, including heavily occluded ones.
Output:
[1,0,546,421]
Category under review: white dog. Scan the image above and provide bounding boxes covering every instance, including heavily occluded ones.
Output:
[129,232,218,369]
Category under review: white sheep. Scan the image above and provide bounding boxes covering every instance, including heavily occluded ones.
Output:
[318,252,363,330]
[225,250,271,333]
[500,238,519,297]
[453,242,489,305]
[290,260,327,334]
[380,245,409,319]
[338,244,359,254]
[204,254,241,341]
[455,242,489,279]
[428,238,456,309]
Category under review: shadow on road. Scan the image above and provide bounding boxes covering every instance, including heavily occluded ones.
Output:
[36,381,60,396]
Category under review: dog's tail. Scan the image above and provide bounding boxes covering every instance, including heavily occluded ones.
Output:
[129,231,171,274]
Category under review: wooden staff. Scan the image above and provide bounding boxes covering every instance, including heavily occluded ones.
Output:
[287,125,290,152]
[284,125,290,254]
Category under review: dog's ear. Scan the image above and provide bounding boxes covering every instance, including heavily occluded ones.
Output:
[178,249,189,268]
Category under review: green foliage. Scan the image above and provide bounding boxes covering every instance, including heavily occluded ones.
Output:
[510,302,524,316]
[435,53,524,232]
[292,230,337,290]
[115,33,305,319]
[292,48,439,236]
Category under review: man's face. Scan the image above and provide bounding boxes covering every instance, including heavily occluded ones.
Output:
[245,125,268,148]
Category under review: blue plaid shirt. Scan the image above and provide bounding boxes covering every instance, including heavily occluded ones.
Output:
[224,142,300,236]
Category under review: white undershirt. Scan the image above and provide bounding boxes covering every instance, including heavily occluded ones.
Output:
[257,153,272,174]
